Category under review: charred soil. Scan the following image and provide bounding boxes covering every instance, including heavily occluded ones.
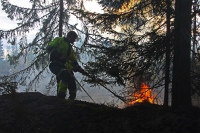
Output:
[0,92,200,133]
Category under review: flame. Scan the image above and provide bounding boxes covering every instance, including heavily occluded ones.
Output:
[129,82,154,105]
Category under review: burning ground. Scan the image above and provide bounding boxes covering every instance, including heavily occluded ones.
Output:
[0,92,200,133]
[128,82,155,105]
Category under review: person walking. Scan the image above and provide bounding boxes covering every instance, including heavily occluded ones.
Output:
[46,31,88,100]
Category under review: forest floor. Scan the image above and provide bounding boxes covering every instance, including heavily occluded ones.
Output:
[0,92,200,133]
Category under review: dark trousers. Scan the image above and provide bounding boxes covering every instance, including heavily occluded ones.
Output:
[49,62,76,99]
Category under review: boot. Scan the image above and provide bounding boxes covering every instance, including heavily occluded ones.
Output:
[68,92,76,100]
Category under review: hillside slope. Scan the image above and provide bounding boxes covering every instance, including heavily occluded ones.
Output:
[0,92,200,133]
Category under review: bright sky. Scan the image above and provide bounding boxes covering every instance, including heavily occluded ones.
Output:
[0,0,31,30]
[0,0,103,29]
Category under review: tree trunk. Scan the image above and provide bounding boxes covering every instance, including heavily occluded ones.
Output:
[192,0,197,68]
[164,0,171,107]
[172,0,192,109]
[59,0,63,37]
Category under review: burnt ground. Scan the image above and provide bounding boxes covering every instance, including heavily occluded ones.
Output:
[0,92,200,133]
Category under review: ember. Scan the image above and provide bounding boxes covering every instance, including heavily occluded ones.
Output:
[129,82,154,105]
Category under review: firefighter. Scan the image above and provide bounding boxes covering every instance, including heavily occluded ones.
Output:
[46,31,87,99]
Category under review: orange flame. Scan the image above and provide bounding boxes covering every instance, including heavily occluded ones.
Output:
[129,82,154,105]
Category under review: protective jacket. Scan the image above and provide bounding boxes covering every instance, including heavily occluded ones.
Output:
[46,37,79,71]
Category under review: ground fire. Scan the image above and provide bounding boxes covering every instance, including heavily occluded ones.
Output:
[129,82,154,105]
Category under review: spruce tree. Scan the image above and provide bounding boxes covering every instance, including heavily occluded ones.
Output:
[73,0,174,103]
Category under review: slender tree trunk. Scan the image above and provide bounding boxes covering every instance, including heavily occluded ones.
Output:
[164,0,171,106]
[57,0,63,95]
[59,0,63,37]
[172,0,192,109]
[192,1,197,67]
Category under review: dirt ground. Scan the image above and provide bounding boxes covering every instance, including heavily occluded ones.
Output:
[0,92,199,133]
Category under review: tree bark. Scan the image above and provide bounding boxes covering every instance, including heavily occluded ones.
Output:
[164,0,171,107]
[59,0,63,37]
[172,0,192,109]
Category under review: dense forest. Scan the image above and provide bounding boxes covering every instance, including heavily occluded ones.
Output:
[0,0,200,109]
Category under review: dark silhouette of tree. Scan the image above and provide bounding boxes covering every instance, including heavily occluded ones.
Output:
[172,0,192,109]
[190,0,200,107]
[163,0,171,106]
